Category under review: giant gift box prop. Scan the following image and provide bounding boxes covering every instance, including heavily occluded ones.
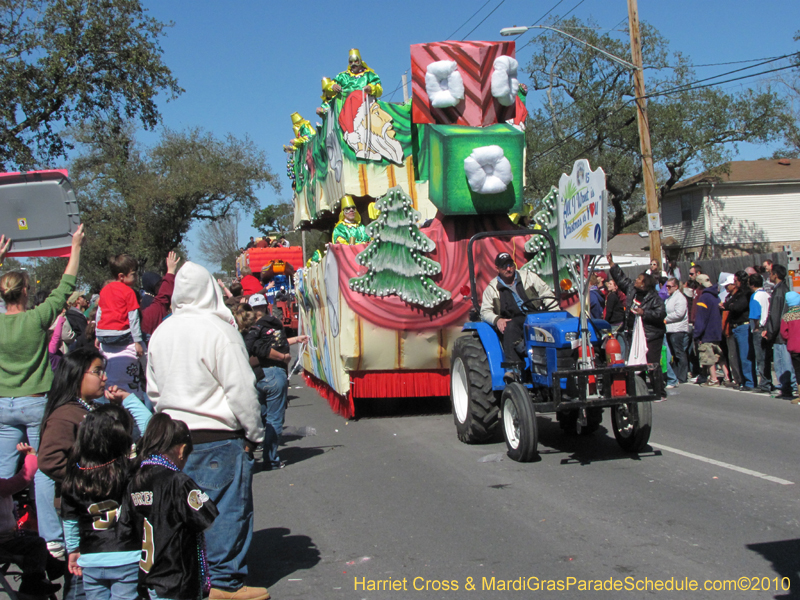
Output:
[411,40,518,127]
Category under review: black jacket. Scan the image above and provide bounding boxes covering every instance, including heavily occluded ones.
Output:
[766,278,790,344]
[610,265,666,341]
[604,290,625,325]
[244,314,290,371]
[723,288,751,327]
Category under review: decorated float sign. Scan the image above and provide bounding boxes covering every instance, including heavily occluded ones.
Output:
[557,159,607,256]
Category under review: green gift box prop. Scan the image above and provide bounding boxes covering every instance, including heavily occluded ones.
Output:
[426,123,523,216]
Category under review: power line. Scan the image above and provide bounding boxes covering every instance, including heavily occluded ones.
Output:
[647,62,798,99]
[461,0,506,41]
[529,59,799,163]
[516,0,588,53]
[445,0,493,40]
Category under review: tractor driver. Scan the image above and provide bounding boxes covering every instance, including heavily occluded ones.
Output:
[480,252,558,380]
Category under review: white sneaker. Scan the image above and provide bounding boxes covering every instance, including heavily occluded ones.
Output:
[665,384,678,389]
[47,541,65,559]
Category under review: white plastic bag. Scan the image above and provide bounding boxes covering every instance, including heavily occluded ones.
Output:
[627,315,648,366]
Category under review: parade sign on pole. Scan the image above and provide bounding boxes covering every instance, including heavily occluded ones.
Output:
[557,159,607,255]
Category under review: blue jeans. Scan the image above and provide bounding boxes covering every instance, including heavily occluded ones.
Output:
[752,328,771,391]
[63,571,86,600]
[82,562,139,600]
[0,395,62,544]
[772,343,797,395]
[255,367,289,466]
[733,324,755,388]
[183,437,254,592]
[667,331,689,383]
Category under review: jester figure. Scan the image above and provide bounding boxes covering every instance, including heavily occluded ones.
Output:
[289,112,315,148]
[324,48,383,98]
[331,195,370,245]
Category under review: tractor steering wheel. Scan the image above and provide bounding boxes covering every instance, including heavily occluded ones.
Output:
[521,294,560,313]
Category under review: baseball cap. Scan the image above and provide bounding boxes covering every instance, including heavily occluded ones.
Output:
[721,274,735,287]
[787,291,800,307]
[248,294,267,307]
[695,274,712,288]
[495,252,514,268]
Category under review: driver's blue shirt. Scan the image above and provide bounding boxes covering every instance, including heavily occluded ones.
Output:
[496,274,525,312]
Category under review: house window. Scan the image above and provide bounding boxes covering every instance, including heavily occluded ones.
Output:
[681,193,693,222]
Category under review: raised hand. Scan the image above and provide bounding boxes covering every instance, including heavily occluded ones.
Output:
[166,251,181,275]
[0,235,10,262]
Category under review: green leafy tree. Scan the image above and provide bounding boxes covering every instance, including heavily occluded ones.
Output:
[0,0,182,170]
[349,187,450,308]
[0,257,23,273]
[523,17,787,237]
[772,32,800,158]
[28,258,68,298]
[69,123,279,290]
[252,201,294,236]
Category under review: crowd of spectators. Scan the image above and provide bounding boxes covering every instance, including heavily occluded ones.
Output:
[602,255,799,402]
[0,231,296,600]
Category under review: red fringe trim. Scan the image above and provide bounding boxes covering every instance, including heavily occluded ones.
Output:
[302,369,451,419]
[302,371,355,418]
[350,370,450,398]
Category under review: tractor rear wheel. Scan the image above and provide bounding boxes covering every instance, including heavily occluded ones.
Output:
[450,335,501,443]
[611,376,653,452]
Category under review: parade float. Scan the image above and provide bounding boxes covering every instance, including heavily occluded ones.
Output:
[289,42,582,418]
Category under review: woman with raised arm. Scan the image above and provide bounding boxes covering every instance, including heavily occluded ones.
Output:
[0,225,84,558]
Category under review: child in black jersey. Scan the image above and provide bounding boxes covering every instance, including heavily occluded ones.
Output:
[126,414,218,600]
[61,404,140,600]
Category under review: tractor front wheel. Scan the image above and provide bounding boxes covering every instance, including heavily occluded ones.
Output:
[502,383,538,462]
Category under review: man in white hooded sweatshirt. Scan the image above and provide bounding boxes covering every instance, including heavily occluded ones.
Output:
[146,262,268,600]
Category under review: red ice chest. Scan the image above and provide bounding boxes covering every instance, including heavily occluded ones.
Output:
[411,40,519,127]
[244,247,303,274]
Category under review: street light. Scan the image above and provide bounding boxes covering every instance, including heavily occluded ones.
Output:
[500,6,663,266]
[500,25,638,71]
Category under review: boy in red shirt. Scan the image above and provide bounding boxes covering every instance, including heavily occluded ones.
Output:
[97,254,145,394]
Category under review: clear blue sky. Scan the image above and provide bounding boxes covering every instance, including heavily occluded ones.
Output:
[137,0,800,267]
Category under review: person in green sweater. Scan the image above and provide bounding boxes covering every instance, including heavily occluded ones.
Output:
[0,224,84,558]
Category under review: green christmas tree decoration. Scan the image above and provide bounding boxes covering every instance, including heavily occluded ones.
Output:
[520,187,580,294]
[349,186,451,308]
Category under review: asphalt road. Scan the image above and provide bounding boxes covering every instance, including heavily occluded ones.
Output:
[247,378,800,600]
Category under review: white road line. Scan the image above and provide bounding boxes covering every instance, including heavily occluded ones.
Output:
[650,443,795,485]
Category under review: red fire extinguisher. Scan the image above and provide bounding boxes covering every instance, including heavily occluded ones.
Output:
[578,343,597,394]
[605,335,627,397]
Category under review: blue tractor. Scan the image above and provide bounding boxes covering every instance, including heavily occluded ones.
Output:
[450,229,660,462]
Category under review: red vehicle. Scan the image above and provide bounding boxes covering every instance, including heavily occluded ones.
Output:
[238,247,302,333]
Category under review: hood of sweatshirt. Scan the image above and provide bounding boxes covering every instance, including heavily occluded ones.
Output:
[172,262,236,327]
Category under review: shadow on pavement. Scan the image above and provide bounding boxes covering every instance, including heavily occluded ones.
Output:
[746,538,800,599]
[354,396,451,419]
[247,527,321,588]
[532,414,662,465]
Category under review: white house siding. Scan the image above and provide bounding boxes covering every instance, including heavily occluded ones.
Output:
[662,189,706,247]
[707,183,800,245]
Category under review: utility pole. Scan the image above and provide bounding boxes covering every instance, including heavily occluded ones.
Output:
[627,0,662,265]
